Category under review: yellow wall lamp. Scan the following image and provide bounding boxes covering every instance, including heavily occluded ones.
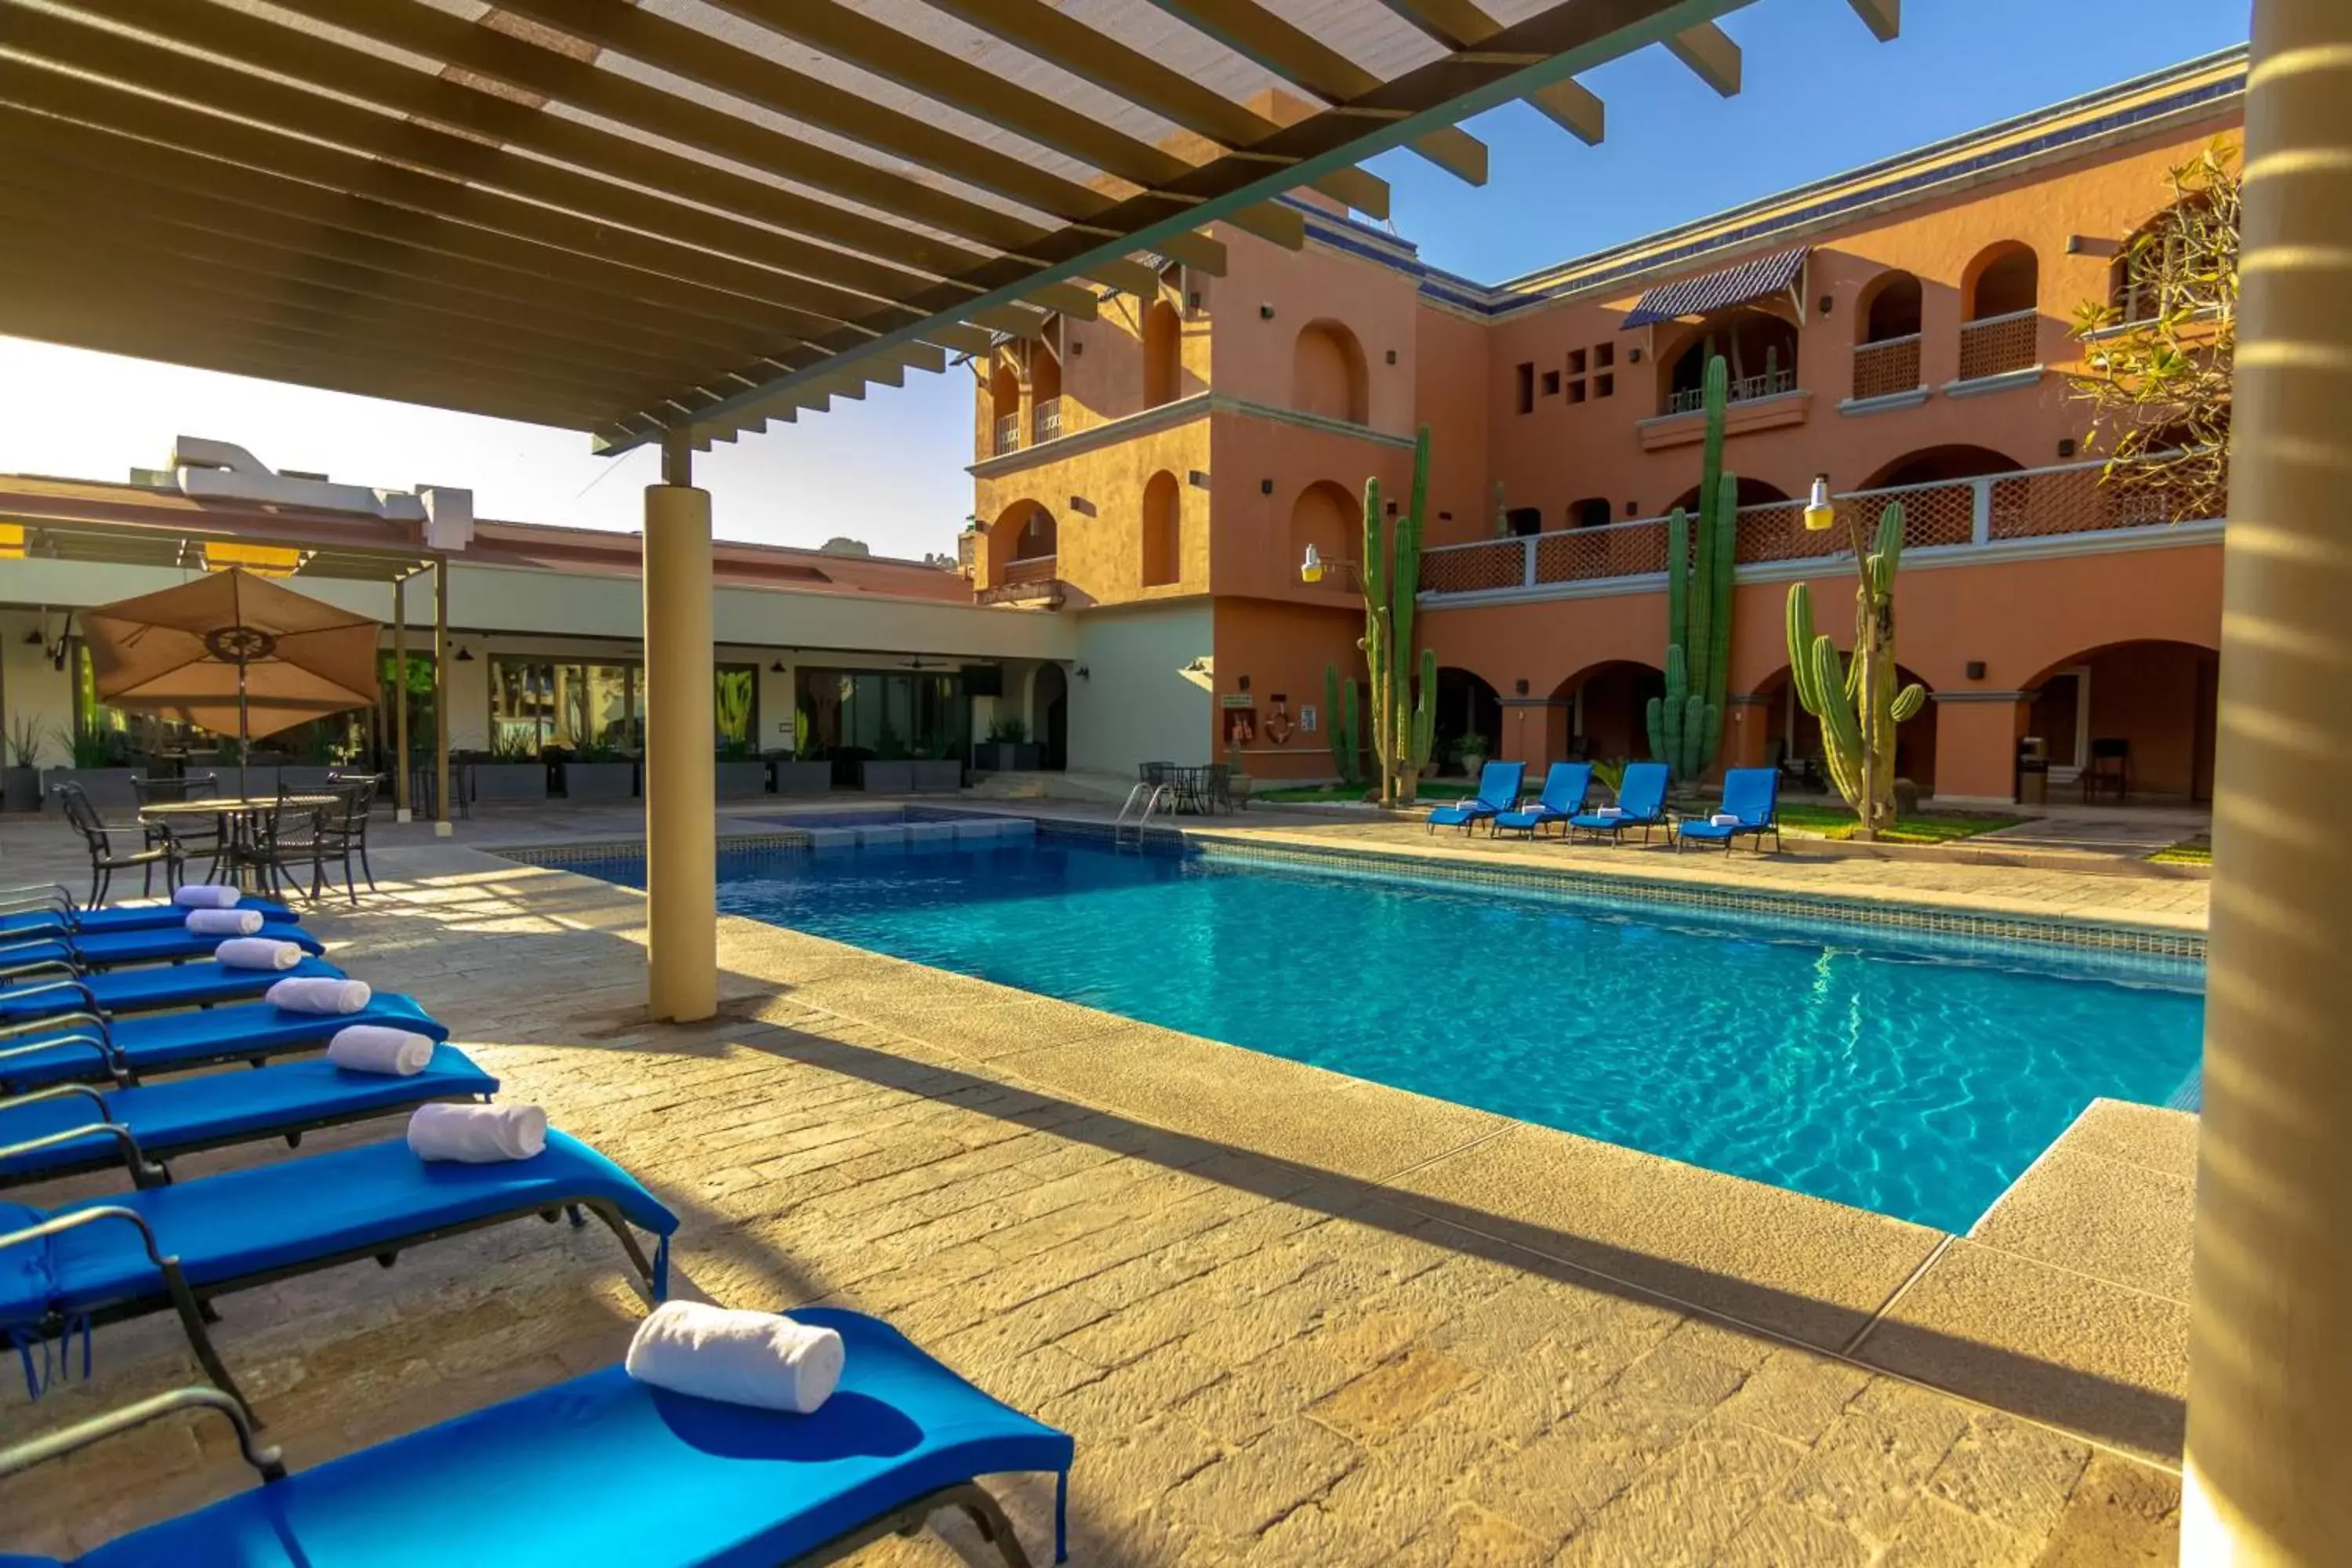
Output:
[1802,474,1837,532]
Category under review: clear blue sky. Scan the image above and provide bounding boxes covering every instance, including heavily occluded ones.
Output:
[0,0,2249,560]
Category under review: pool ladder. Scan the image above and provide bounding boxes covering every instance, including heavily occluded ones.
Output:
[1114,782,1169,851]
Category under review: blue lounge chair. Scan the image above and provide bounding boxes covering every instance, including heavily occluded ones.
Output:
[0,887,296,938]
[1425,760,1525,835]
[0,920,321,974]
[0,1129,675,1415]
[0,955,348,1026]
[1566,761,1672,844]
[0,1308,1075,1567]
[1674,768,1783,854]
[0,993,448,1094]
[1491,762,1594,839]
[0,1045,496,1186]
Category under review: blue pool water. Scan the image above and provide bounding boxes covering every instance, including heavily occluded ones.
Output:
[579,836,2204,1232]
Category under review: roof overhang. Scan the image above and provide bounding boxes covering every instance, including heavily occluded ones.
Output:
[1620,245,1810,328]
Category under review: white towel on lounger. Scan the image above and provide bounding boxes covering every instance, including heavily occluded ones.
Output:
[215,937,303,971]
[267,976,372,1014]
[407,1102,546,1163]
[1596,806,1624,818]
[328,1025,434,1076]
[625,1301,844,1414]
[172,884,241,909]
[1710,813,1741,827]
[186,908,264,937]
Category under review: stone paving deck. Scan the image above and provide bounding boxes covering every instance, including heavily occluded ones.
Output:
[0,807,2192,1564]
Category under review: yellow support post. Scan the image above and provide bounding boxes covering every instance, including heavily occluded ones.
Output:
[643,434,717,1022]
[2183,2,2352,1560]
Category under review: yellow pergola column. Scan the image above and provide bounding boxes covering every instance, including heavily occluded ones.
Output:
[2183,2,2352,1560]
[643,435,717,1023]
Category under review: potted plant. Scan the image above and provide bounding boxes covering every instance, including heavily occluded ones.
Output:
[3,714,42,812]
[42,726,143,811]
[771,710,831,795]
[858,723,916,793]
[561,726,636,801]
[470,728,550,804]
[972,715,1040,773]
[714,734,770,798]
[1456,734,1493,779]
[910,733,964,793]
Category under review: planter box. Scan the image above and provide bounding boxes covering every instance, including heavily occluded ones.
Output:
[563,761,636,801]
[858,759,916,793]
[2,768,39,812]
[469,763,547,804]
[42,768,143,811]
[771,759,833,797]
[714,760,770,799]
[909,759,964,793]
[971,742,1040,773]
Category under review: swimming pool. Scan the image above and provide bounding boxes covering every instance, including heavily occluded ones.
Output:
[572,832,2204,1233]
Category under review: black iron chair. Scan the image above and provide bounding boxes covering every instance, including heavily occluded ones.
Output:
[132,773,224,879]
[2082,738,2132,803]
[309,777,379,903]
[237,793,330,902]
[53,782,183,906]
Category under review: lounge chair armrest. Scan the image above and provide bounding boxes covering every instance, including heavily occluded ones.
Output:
[2,1203,172,1271]
[0,1121,164,1188]
[0,954,87,984]
[0,1080,118,1120]
[0,884,77,912]
[0,1386,285,1483]
[0,1005,111,1044]
[0,979,103,1018]
[0,1033,122,1079]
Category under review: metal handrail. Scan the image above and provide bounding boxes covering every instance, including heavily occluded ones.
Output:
[1113,782,1168,851]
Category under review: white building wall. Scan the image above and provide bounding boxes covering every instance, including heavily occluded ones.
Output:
[1067,604,1214,776]
[0,608,76,768]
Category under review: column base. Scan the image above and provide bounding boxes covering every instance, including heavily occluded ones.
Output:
[433,820,453,838]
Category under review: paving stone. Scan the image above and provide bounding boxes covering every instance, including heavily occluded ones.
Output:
[1306,1347,1481,1446]
[1713,1499,1876,1567]
[1162,1417,1362,1539]
[1925,1408,2092,1539]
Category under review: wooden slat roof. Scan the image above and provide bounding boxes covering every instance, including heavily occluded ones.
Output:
[0,0,1898,456]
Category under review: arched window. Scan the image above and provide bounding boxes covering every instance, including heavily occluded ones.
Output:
[986,500,1057,584]
[1289,481,1357,589]
[1860,272,1923,343]
[1143,299,1181,408]
[1568,498,1613,530]
[1852,271,1926,401]
[1663,308,1798,414]
[1959,245,2039,381]
[1291,320,1369,424]
[1141,471,1181,587]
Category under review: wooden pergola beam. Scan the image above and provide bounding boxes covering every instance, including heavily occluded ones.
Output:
[1845,0,1901,43]
[1665,21,1743,97]
[1526,78,1607,146]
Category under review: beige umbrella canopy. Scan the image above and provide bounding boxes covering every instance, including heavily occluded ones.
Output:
[82,568,379,787]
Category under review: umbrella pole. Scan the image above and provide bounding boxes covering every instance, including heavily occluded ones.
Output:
[238,659,249,800]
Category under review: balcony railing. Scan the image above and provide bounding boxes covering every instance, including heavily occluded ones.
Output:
[1850,335,1922,401]
[1001,553,1058,585]
[1664,365,1796,416]
[992,412,1020,456]
[1032,397,1062,445]
[1418,456,2218,600]
[1958,308,2039,382]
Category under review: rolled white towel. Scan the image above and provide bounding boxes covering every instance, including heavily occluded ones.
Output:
[625,1302,844,1415]
[172,884,242,910]
[1596,806,1625,818]
[186,908,264,938]
[215,937,303,971]
[267,976,372,1014]
[328,1025,434,1076]
[408,1102,546,1163]
[1710,813,1742,827]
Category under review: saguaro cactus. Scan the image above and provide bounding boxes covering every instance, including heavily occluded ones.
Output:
[1786,500,1927,838]
[1358,428,1438,805]
[1323,662,1362,786]
[1645,355,1738,780]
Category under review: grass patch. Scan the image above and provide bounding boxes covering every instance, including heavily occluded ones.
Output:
[2149,836,2212,864]
[1255,785,1373,804]
[1773,803,2026,845]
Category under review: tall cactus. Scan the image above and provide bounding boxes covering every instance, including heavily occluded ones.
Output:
[1644,355,1737,780]
[1786,499,1927,838]
[1323,662,1362,786]
[1355,428,1439,805]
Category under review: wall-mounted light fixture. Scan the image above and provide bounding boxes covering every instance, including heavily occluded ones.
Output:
[2064,234,2085,255]
[1187,470,1211,488]
[1515,679,1530,696]
[1819,296,1835,316]
[1260,479,1274,495]
[1073,665,1091,681]
[1070,340,1084,355]
[769,659,788,673]
[1385,349,1398,365]
[1068,495,1096,517]
[455,646,476,662]
[1624,500,1641,517]
[1965,660,1988,681]
[1385,500,1398,517]
[1628,347,1643,364]
[2058,437,2078,459]
[1258,303,1275,320]
[1236,674,1250,692]
[19,626,38,645]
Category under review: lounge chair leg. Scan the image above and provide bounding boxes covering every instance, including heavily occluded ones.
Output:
[197,1297,223,1324]
[582,1201,662,1300]
[949,1483,1036,1568]
[162,1264,260,1429]
[375,1250,399,1269]
[566,1203,587,1229]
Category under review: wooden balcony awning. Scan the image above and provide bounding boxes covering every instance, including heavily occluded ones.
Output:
[0,1,1897,457]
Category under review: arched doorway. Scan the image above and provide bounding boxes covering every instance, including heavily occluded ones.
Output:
[1143,299,1182,408]
[1960,243,2039,382]
[1862,446,2026,488]
[1291,320,1369,423]
[1033,662,1069,772]
[1568,497,1613,530]
[1662,307,1798,413]
[1853,270,1924,400]
[1552,661,1664,765]
[986,358,1021,454]
[1289,481,1358,588]
[1432,667,1503,778]
[1141,470,1181,587]
[1029,347,1063,444]
[990,500,1058,580]
[2024,640,2218,802]
[1665,476,1791,514]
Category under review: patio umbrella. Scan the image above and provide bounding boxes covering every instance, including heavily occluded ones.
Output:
[82,568,380,796]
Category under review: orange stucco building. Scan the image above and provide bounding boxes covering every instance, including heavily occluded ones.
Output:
[967,48,2241,805]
